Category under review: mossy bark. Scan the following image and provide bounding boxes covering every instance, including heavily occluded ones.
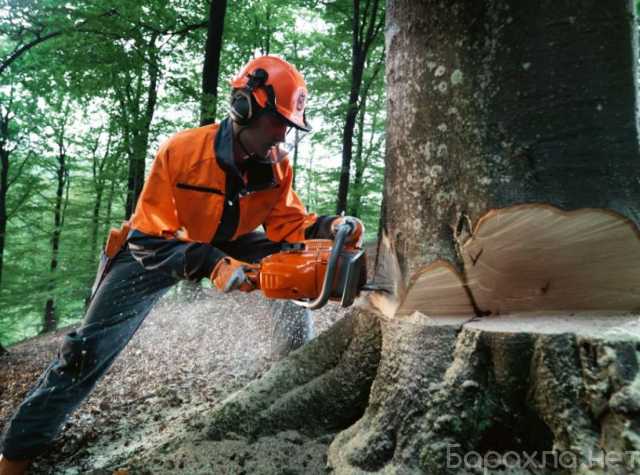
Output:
[206,309,382,440]
[328,315,640,474]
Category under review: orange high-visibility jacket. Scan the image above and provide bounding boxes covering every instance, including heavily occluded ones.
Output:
[130,122,317,244]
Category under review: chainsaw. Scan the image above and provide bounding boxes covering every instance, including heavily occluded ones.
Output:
[253,221,381,309]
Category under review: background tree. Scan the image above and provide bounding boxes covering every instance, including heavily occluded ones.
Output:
[42,98,73,333]
[200,0,227,125]
[335,0,384,215]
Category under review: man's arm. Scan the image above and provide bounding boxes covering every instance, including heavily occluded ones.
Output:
[263,161,337,242]
[127,136,226,281]
[303,215,337,240]
[127,230,226,281]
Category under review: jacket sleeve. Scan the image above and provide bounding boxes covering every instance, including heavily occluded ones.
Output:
[263,161,337,242]
[127,230,226,281]
[129,139,181,238]
[303,215,338,239]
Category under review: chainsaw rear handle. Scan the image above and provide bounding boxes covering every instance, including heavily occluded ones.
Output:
[291,222,353,310]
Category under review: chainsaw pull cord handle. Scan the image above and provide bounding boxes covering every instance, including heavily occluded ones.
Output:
[292,222,353,310]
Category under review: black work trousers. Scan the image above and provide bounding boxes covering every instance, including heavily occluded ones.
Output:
[0,232,297,460]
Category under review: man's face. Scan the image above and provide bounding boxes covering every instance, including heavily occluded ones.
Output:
[244,112,289,159]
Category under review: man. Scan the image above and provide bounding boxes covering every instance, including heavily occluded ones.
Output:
[0,55,362,474]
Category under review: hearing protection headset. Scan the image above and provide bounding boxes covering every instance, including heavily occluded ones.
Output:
[229,68,277,126]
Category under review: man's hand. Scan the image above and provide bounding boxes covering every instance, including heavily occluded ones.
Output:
[210,257,259,292]
[331,216,364,247]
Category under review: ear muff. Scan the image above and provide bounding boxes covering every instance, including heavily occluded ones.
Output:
[229,68,276,126]
[229,89,253,125]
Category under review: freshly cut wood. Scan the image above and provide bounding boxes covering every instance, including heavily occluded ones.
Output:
[395,261,475,317]
[380,205,640,319]
[463,205,640,315]
[465,312,640,338]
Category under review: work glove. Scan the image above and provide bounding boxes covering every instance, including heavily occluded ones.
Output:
[210,256,259,293]
[331,216,364,247]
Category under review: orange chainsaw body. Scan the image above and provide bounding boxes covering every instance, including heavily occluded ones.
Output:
[257,239,366,305]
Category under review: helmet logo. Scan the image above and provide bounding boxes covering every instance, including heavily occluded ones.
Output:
[296,90,306,112]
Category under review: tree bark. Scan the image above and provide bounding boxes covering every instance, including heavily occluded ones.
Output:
[383,0,639,278]
[0,90,33,289]
[103,176,115,243]
[115,1,640,473]
[90,129,112,265]
[200,0,227,126]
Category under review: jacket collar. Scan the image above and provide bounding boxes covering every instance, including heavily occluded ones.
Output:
[214,117,242,180]
[214,117,278,194]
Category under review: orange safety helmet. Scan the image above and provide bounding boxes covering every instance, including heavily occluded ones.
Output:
[229,55,311,132]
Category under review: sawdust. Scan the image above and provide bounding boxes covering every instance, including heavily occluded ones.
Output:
[0,287,346,474]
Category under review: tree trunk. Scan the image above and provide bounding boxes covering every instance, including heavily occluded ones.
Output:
[0,101,14,288]
[103,170,116,240]
[329,1,640,472]
[91,187,102,261]
[43,146,68,334]
[336,0,384,214]
[382,0,639,278]
[348,93,367,217]
[124,35,160,219]
[336,0,365,215]
[119,1,640,473]
[90,131,111,266]
[0,124,8,288]
[200,0,227,126]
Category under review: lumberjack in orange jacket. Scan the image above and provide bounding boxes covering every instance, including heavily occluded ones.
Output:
[122,115,337,284]
[103,55,354,290]
[131,120,317,246]
[0,55,363,470]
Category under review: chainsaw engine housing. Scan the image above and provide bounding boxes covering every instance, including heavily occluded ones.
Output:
[258,239,367,307]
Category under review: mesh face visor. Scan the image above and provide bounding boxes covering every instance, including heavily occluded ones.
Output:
[264,126,309,164]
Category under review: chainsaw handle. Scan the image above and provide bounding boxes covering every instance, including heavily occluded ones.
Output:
[291,223,351,310]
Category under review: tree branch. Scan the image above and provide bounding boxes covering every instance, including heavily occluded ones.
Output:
[0,9,119,77]
[7,150,34,189]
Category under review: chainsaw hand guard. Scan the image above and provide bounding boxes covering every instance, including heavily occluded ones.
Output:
[331,216,364,248]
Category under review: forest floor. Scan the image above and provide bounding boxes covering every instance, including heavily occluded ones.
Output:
[0,288,348,474]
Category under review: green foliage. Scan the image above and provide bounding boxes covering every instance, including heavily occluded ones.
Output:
[0,0,386,346]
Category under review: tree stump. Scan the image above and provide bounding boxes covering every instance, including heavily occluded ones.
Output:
[328,313,640,474]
